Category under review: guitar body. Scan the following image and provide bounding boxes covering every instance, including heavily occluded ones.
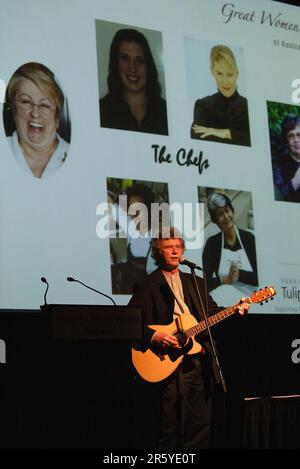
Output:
[131,287,276,383]
[132,312,203,383]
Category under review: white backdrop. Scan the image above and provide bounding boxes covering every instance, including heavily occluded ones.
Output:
[0,0,300,313]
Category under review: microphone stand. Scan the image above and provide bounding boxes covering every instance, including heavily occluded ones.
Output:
[190,267,227,393]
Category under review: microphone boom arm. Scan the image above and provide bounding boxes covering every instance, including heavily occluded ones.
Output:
[67,277,116,305]
[41,277,49,306]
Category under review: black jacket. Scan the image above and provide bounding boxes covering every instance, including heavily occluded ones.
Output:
[128,268,222,344]
[191,90,251,146]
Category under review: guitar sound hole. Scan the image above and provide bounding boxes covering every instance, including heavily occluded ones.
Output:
[173,331,187,347]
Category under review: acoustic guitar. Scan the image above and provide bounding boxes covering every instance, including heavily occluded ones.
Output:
[132,286,276,383]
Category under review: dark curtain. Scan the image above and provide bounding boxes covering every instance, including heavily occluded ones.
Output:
[244,396,300,449]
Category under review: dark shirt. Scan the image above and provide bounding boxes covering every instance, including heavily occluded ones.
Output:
[191,90,251,146]
[100,93,168,135]
[272,152,300,203]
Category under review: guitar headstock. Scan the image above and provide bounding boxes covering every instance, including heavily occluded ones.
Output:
[250,286,277,305]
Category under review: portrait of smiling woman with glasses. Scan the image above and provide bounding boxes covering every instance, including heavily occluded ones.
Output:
[4,62,70,179]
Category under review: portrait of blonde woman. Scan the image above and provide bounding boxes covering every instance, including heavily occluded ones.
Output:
[190,44,251,146]
[4,62,70,179]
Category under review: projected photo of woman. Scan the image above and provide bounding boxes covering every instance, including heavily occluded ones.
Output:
[199,188,258,304]
[98,26,168,135]
[107,178,169,294]
[267,101,300,203]
[3,62,70,179]
[190,44,251,146]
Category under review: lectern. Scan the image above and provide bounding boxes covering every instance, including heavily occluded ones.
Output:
[42,304,143,340]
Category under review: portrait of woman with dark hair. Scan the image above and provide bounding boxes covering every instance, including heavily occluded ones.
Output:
[3,62,70,179]
[202,192,258,299]
[190,44,251,146]
[270,113,300,203]
[107,178,169,294]
[99,28,168,135]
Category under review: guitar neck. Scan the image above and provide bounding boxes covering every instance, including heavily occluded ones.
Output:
[186,298,250,338]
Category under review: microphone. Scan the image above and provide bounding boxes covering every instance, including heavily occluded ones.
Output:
[179,256,203,271]
[67,277,116,305]
[41,276,49,306]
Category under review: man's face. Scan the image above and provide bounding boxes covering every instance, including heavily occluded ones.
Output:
[287,125,300,162]
[158,238,184,270]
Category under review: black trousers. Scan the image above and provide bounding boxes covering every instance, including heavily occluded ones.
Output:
[156,354,213,449]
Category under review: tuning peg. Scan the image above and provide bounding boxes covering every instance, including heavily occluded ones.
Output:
[271,297,273,300]
[265,300,268,303]
[260,302,263,306]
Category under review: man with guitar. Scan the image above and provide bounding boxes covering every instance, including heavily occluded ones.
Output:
[128,228,250,449]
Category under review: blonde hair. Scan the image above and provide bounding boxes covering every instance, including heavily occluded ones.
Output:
[7,62,64,117]
[210,45,238,72]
